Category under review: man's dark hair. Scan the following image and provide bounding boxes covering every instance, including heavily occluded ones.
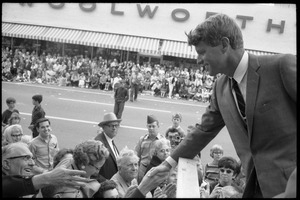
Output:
[93,179,117,198]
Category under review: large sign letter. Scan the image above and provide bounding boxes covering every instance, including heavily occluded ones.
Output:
[79,3,96,12]
[267,19,285,33]
[111,3,124,15]
[137,4,158,19]
[236,15,253,29]
[49,3,64,9]
[171,8,190,22]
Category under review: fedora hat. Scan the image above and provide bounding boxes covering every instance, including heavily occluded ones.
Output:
[98,112,122,127]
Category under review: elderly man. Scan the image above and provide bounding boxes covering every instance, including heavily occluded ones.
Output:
[110,147,141,198]
[2,142,90,198]
[94,112,121,180]
[135,115,164,183]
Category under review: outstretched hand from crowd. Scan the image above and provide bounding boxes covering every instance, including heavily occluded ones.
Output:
[137,166,170,196]
[31,159,91,190]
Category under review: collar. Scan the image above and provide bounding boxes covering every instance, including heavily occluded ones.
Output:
[103,132,113,143]
[144,133,163,140]
[38,134,52,142]
[232,51,248,84]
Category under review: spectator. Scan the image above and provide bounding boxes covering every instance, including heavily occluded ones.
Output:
[110,147,149,198]
[29,118,59,174]
[160,77,169,98]
[151,80,162,96]
[70,70,80,87]
[114,80,129,119]
[2,112,21,134]
[145,138,171,195]
[167,72,177,99]
[135,115,165,183]
[208,156,243,198]
[129,67,144,102]
[41,140,109,198]
[94,179,119,198]
[99,73,107,90]
[28,94,46,138]
[104,74,112,91]
[2,97,19,127]
[203,144,224,187]
[165,113,185,138]
[90,73,99,89]
[2,124,24,146]
[94,112,121,180]
[78,72,86,88]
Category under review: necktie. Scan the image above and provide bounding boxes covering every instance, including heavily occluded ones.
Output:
[112,140,119,158]
[232,78,246,118]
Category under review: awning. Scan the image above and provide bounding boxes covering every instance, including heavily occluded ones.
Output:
[2,22,47,40]
[117,36,160,55]
[160,40,198,59]
[2,22,277,57]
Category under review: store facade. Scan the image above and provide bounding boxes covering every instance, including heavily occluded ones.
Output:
[2,3,296,68]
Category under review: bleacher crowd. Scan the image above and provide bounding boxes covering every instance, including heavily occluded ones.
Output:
[2,46,219,102]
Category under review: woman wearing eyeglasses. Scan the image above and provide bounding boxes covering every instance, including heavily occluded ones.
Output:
[40,140,109,198]
[2,124,24,146]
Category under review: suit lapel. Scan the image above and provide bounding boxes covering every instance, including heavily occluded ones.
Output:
[246,54,260,143]
[100,133,117,162]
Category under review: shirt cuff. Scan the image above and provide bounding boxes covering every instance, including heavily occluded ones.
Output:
[165,156,178,168]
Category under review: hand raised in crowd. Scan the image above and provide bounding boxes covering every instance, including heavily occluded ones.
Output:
[153,183,177,198]
[147,161,172,178]
[137,168,170,196]
[31,158,92,190]
[209,186,223,198]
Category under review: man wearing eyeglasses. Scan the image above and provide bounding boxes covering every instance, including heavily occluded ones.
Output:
[2,142,94,198]
[135,115,164,184]
[94,112,122,180]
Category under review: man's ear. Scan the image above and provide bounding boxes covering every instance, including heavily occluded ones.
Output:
[2,159,11,170]
[221,37,230,53]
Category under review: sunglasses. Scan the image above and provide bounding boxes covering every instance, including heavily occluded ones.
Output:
[220,168,234,174]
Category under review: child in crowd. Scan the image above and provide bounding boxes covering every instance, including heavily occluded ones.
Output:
[203,144,224,187]
[165,113,185,138]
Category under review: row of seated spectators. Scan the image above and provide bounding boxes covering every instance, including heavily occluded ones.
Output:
[2,46,220,102]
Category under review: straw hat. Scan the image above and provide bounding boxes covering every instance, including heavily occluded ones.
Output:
[98,112,122,127]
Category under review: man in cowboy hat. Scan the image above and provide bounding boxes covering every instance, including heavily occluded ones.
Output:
[94,112,122,180]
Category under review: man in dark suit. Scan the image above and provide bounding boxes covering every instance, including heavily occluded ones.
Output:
[149,14,296,198]
[94,112,121,180]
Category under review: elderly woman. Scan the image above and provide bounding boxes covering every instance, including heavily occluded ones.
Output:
[41,140,109,198]
[145,138,171,176]
[2,124,24,146]
[111,147,148,198]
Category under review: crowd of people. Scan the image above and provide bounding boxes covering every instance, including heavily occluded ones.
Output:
[2,94,245,198]
[2,12,296,198]
[2,45,217,103]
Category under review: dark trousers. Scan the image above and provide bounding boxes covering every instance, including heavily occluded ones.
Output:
[130,84,139,101]
[114,101,125,119]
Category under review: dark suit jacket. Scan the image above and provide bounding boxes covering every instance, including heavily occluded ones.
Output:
[171,53,296,198]
[94,132,118,179]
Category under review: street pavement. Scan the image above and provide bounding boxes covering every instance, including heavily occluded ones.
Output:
[2,81,238,165]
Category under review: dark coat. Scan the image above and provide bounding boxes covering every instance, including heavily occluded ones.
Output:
[94,132,118,180]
